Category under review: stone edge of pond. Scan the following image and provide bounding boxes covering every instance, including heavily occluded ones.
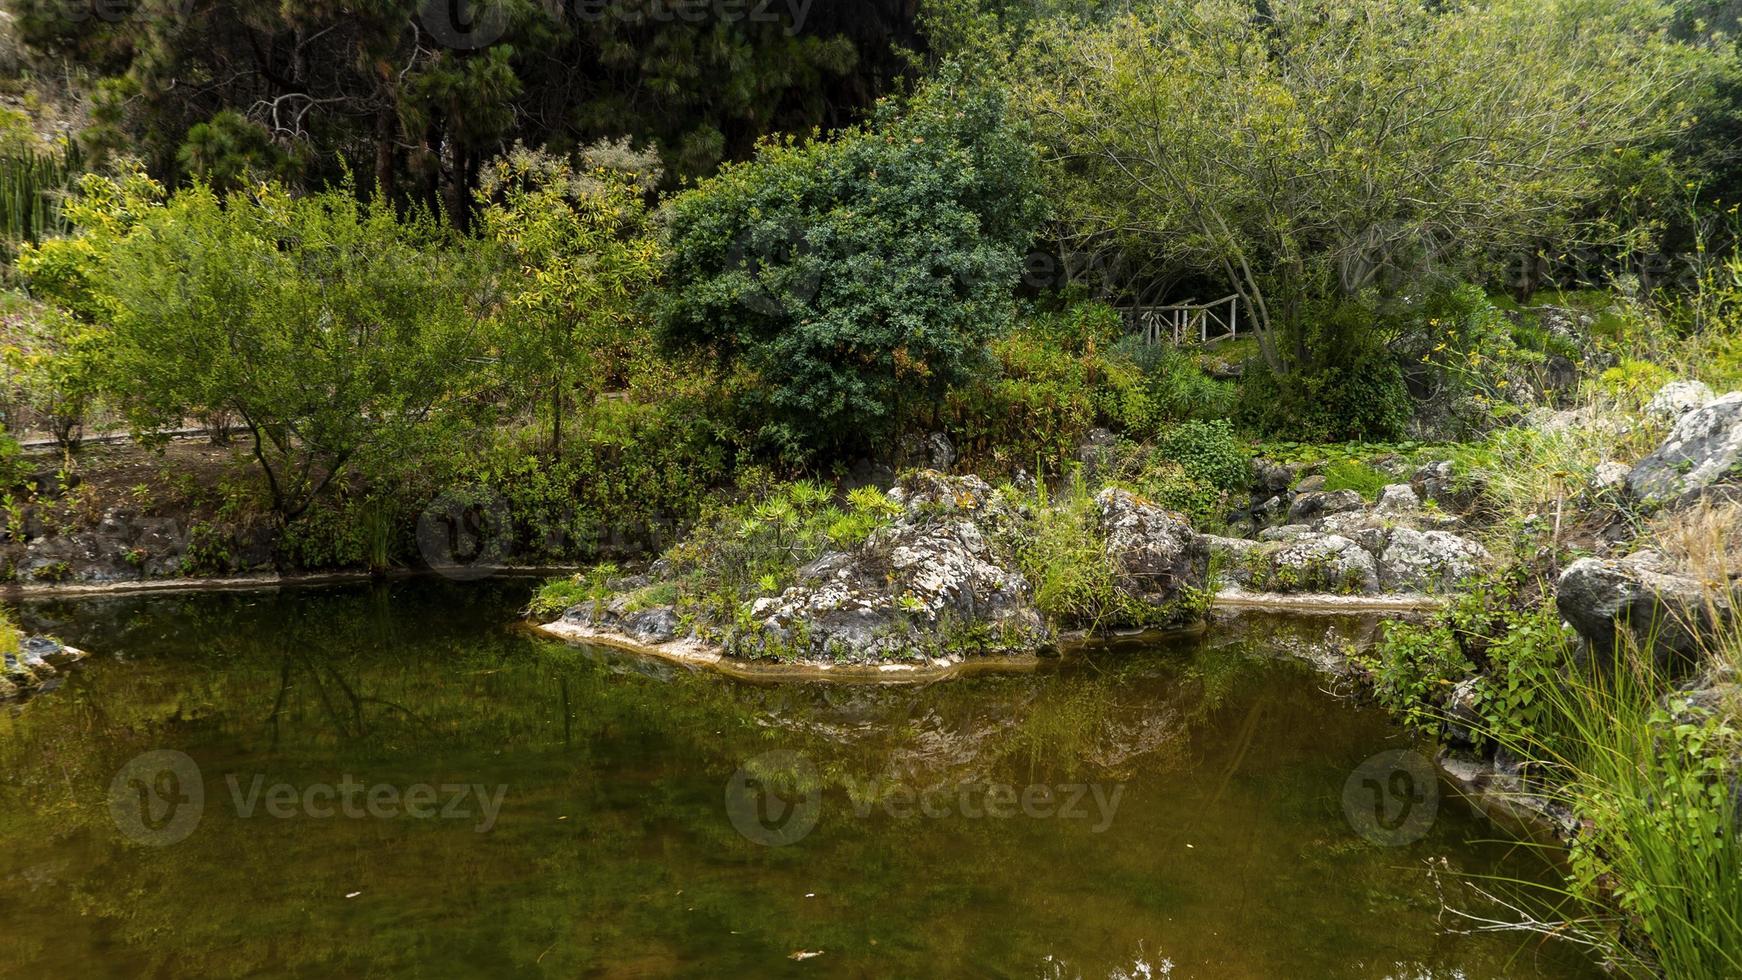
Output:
[0,566,583,599]
[533,590,1440,683]
[1212,588,1445,613]
[531,618,1048,683]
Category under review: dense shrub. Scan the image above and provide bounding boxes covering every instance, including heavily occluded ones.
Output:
[1155,419,1250,492]
[659,67,1044,459]
[1237,346,1411,442]
[1113,337,1238,426]
[943,302,1149,473]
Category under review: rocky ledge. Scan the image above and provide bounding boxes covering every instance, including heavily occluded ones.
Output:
[1,636,89,701]
[539,472,1211,672]
[1201,479,1490,598]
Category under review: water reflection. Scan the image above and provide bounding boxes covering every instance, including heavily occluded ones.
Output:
[0,581,1596,978]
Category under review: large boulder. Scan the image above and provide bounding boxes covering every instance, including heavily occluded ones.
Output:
[1557,555,1735,670]
[1644,379,1713,423]
[1095,488,1200,606]
[1627,392,1742,507]
[1377,528,1490,593]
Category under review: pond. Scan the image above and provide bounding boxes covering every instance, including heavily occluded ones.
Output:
[0,580,1599,978]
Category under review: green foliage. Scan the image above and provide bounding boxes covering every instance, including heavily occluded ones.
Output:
[1359,569,1571,743]
[6,0,893,203]
[1358,619,1474,734]
[0,301,106,449]
[177,110,293,190]
[1009,469,1207,630]
[1597,357,1678,409]
[529,563,621,620]
[0,141,77,248]
[1319,460,1390,499]
[1112,337,1238,427]
[660,479,903,615]
[16,166,167,324]
[1493,655,1742,977]
[0,434,29,491]
[474,142,664,454]
[93,179,494,522]
[1237,344,1412,443]
[1122,458,1225,530]
[1021,0,1714,372]
[1155,419,1249,493]
[659,68,1044,458]
[944,302,1148,472]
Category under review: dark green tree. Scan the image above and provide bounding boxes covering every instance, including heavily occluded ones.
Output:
[658,69,1044,459]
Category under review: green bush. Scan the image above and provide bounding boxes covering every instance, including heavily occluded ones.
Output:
[1008,471,1205,630]
[0,433,29,490]
[1155,419,1250,492]
[944,303,1149,473]
[1125,458,1225,529]
[1114,337,1237,426]
[659,66,1044,459]
[1236,347,1411,442]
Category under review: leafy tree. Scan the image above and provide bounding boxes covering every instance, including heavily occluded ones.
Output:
[1017,0,1717,372]
[473,141,664,455]
[4,0,913,209]
[94,180,495,522]
[658,69,1044,458]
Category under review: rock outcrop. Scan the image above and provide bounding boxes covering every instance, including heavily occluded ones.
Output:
[553,472,1210,666]
[1377,528,1490,593]
[1627,391,1742,508]
[1644,379,1714,423]
[1557,555,1736,670]
[0,636,87,700]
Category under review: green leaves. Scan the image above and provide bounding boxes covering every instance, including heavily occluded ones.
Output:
[90,178,492,521]
[658,67,1044,459]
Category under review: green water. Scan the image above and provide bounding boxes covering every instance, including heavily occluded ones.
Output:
[0,580,1597,978]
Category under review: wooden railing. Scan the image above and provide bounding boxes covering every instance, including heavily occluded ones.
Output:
[1120,294,1240,345]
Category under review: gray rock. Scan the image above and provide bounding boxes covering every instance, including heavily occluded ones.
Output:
[1252,460,1298,495]
[1410,460,1468,512]
[1557,556,1736,670]
[1374,484,1420,514]
[926,432,957,473]
[1251,495,1285,524]
[622,608,681,644]
[1441,676,1485,750]
[1644,379,1713,423]
[1287,489,1364,523]
[1258,524,1313,542]
[1095,488,1201,608]
[1378,528,1490,593]
[1591,461,1631,492]
[1293,474,1327,494]
[1271,534,1380,594]
[1627,392,1742,507]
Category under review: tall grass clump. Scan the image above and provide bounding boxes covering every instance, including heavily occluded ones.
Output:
[1487,635,1742,978]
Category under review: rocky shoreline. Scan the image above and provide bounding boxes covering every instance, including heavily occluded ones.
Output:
[1,635,88,701]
